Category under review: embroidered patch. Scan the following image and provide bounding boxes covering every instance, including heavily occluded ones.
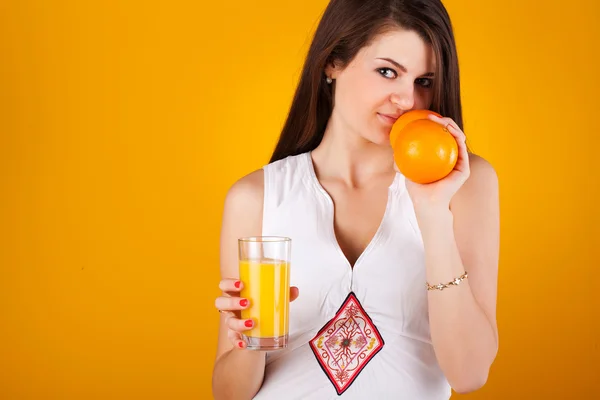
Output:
[309,292,384,395]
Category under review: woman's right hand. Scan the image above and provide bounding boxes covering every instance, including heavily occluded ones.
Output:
[215,279,300,349]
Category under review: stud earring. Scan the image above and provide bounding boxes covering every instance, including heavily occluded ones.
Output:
[326,76,333,84]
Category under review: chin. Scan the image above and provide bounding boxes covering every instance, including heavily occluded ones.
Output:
[366,131,392,147]
[358,123,392,146]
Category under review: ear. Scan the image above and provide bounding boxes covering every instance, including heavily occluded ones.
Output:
[324,60,343,80]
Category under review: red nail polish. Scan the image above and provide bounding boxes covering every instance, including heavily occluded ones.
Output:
[239,299,248,307]
[244,319,253,328]
[234,281,241,289]
[238,341,244,348]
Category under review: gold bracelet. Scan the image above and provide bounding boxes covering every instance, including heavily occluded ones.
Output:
[426,271,468,291]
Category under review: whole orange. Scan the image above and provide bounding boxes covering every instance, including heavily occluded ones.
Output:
[392,119,458,184]
[389,109,442,148]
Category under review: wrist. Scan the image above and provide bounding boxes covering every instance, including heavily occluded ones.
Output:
[414,203,453,224]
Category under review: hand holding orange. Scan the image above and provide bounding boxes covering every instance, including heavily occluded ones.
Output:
[390,110,458,184]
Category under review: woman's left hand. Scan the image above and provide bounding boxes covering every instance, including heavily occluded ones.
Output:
[398,114,471,213]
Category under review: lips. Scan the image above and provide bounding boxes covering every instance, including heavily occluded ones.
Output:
[377,113,400,124]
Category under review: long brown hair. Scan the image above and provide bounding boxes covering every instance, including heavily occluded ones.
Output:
[270,0,463,163]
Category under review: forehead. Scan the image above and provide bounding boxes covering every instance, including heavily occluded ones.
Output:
[358,28,436,72]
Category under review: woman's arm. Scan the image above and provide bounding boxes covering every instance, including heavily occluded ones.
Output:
[212,170,267,400]
[416,154,500,394]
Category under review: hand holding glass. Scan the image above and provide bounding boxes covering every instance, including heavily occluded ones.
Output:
[238,237,292,350]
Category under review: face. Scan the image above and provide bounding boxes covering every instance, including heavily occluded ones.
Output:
[326,28,437,146]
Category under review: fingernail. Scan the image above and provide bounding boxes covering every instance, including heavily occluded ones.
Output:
[244,319,253,328]
[234,281,241,289]
[239,299,248,307]
[238,341,245,348]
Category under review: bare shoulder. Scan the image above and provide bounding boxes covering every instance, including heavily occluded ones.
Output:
[459,153,498,198]
[468,153,497,183]
[451,153,498,210]
[224,168,264,211]
[220,168,265,275]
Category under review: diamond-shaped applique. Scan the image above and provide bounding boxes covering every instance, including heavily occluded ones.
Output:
[309,292,384,395]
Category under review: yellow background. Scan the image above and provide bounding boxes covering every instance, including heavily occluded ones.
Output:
[1,0,598,398]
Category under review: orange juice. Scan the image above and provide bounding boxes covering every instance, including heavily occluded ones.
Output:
[239,258,290,348]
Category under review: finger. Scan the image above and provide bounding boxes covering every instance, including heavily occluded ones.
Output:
[290,286,300,302]
[449,130,470,175]
[444,123,466,143]
[428,114,462,133]
[444,124,468,157]
[227,328,246,349]
[219,279,243,293]
[456,139,471,175]
[215,295,250,312]
[431,116,466,143]
[428,114,448,124]
[428,113,456,127]
[227,316,254,333]
[442,120,461,136]
[427,118,468,173]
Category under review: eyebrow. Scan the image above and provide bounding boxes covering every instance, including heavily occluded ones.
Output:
[376,57,435,77]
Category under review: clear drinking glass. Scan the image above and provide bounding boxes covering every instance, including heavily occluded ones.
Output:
[238,236,291,350]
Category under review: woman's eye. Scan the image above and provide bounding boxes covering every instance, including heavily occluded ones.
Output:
[416,78,433,88]
[377,68,397,79]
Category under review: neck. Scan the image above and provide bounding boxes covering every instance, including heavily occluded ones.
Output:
[311,112,395,188]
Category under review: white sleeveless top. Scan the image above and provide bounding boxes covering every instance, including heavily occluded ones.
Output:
[254,152,451,400]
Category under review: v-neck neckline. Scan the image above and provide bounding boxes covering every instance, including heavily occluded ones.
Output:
[304,151,399,271]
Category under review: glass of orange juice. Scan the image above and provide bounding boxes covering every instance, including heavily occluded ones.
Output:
[238,236,291,351]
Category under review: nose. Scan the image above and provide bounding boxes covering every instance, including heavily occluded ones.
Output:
[390,83,415,111]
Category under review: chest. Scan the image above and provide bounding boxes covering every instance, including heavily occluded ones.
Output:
[322,182,391,267]
[261,167,429,334]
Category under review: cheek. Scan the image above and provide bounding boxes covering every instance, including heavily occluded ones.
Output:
[414,88,434,109]
[336,77,378,120]
[352,77,389,120]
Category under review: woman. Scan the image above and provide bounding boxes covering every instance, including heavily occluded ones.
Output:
[212,0,500,398]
